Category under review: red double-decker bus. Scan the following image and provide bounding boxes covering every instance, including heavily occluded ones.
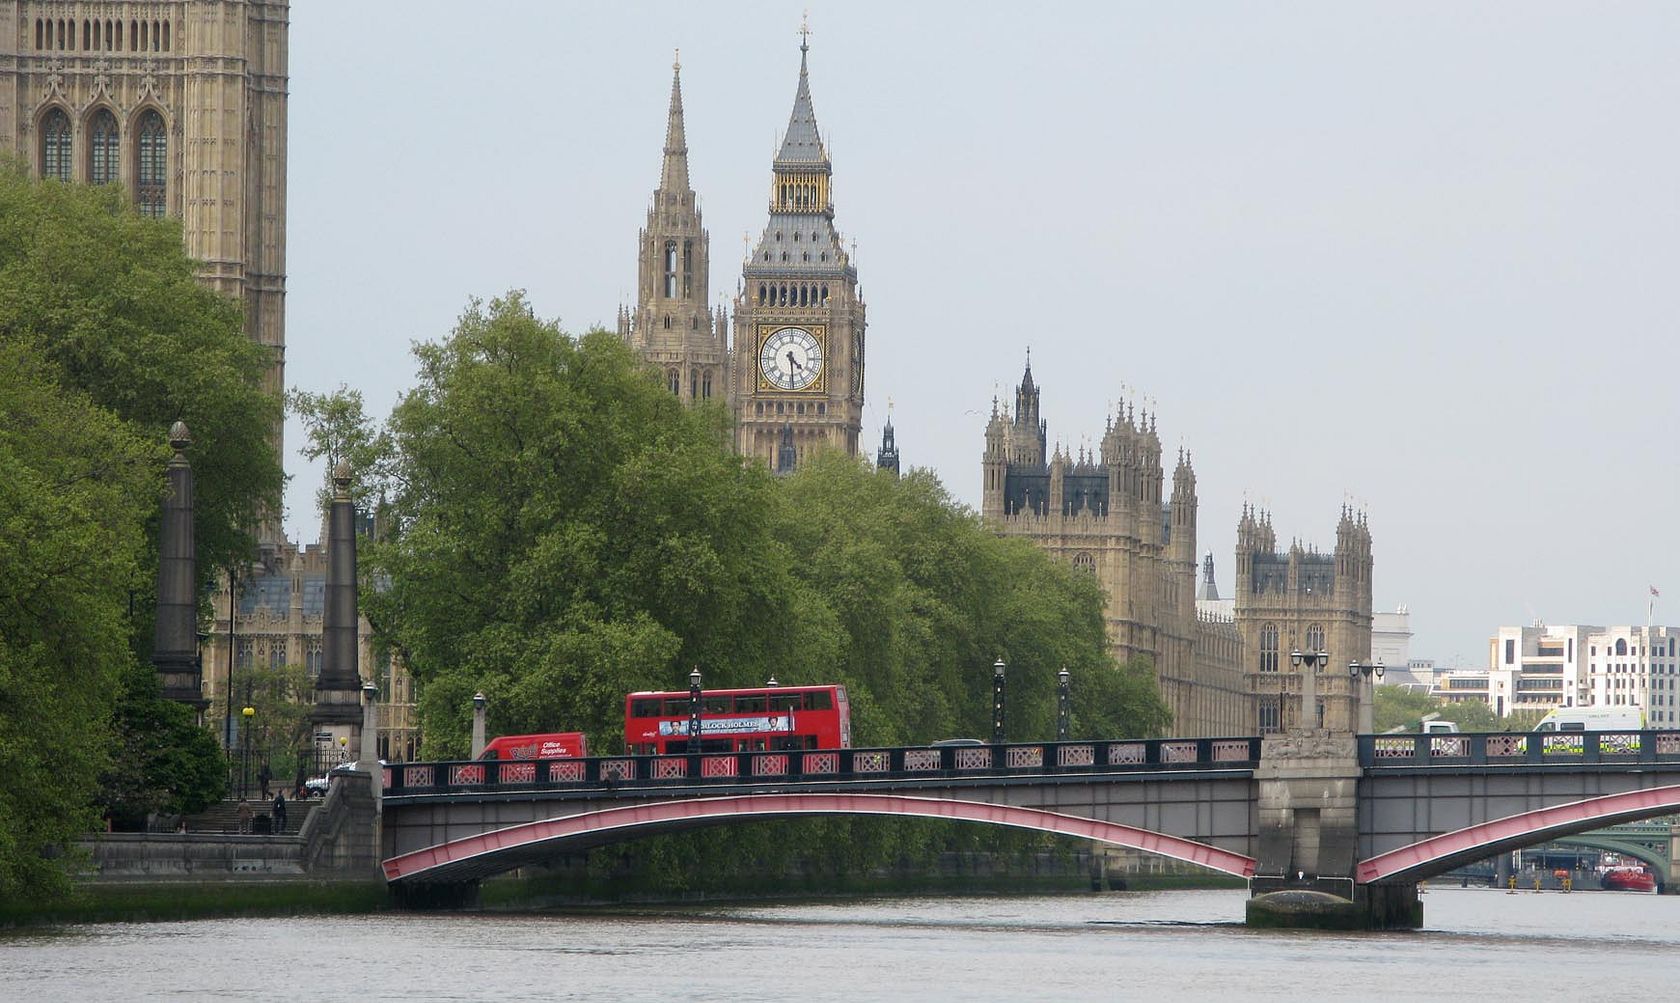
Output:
[624,684,851,755]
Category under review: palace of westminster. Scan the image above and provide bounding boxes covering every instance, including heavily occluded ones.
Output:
[2,5,1372,752]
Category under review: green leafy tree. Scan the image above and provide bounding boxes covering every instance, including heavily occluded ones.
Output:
[363,293,812,756]
[99,665,228,829]
[0,341,154,898]
[287,385,390,518]
[0,161,282,580]
[1374,685,1513,732]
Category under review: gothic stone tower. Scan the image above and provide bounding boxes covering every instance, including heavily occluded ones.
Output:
[1234,505,1374,734]
[981,358,1249,736]
[2,2,289,496]
[732,37,865,469]
[619,56,728,405]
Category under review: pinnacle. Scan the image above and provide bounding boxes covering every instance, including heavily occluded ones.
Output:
[660,60,692,194]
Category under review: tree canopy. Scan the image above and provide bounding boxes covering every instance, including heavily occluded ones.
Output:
[341,292,1169,760]
[0,164,263,897]
[0,162,282,577]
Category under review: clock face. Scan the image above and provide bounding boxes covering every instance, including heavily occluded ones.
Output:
[759,326,823,391]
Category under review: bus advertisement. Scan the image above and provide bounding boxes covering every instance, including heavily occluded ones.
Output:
[625,684,851,755]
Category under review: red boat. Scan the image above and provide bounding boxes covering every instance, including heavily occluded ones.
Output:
[1600,867,1657,893]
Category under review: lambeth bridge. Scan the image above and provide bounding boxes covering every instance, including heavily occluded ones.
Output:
[372,729,1680,927]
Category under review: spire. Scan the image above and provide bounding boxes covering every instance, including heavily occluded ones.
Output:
[660,53,691,193]
[877,406,900,478]
[776,25,826,166]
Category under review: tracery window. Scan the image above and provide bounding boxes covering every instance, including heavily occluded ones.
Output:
[1073,552,1096,574]
[1306,623,1325,653]
[136,110,168,217]
[88,108,119,185]
[40,108,72,181]
[663,241,677,297]
[1259,624,1279,672]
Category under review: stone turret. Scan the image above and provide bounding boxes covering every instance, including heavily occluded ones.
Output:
[876,414,900,478]
[153,421,207,712]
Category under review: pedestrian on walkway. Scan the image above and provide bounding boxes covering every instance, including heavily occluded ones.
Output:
[258,763,272,800]
[236,799,253,835]
[272,792,287,833]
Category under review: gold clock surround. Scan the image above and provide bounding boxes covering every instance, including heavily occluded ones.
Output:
[755,323,828,393]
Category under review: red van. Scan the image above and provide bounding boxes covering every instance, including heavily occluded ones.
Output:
[478,732,588,760]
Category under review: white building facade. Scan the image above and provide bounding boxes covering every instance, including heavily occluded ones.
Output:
[1486,623,1680,726]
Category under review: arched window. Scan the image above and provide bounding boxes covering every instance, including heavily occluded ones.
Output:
[1073,552,1095,574]
[690,369,698,400]
[130,20,138,51]
[667,369,679,395]
[757,283,765,305]
[1259,624,1279,672]
[39,108,72,181]
[136,109,168,217]
[702,372,712,399]
[88,108,119,184]
[681,239,692,298]
[663,241,677,298]
[1616,638,1628,656]
[162,21,170,51]
[1306,624,1325,653]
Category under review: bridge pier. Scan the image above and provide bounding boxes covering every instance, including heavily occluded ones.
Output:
[391,880,481,910]
[1247,732,1422,930]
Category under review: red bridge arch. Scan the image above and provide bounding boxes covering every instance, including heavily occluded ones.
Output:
[383,792,1257,885]
[1359,783,1680,884]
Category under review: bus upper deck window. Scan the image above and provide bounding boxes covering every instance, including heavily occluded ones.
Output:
[736,695,767,713]
[631,699,660,717]
[771,694,801,712]
[662,698,688,716]
[805,691,832,710]
[703,696,731,714]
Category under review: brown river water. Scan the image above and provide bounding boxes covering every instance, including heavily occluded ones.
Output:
[3,886,1677,1001]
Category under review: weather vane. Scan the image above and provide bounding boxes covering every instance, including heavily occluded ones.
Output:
[673,47,680,72]
[800,10,811,49]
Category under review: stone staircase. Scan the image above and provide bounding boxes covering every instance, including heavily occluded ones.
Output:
[183,797,318,836]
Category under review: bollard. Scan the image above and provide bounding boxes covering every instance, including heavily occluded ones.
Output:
[1507,876,1518,893]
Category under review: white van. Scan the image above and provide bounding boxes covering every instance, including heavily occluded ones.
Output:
[1421,720,1460,734]
[1533,706,1645,732]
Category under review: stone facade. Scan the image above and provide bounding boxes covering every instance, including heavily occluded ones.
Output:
[201,536,418,767]
[2,1,289,502]
[621,41,867,471]
[1234,505,1374,734]
[981,360,1249,736]
[617,59,729,406]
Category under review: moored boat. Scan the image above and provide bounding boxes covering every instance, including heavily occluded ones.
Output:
[1600,867,1657,893]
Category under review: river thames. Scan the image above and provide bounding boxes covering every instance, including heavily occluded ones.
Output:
[4,886,1678,1000]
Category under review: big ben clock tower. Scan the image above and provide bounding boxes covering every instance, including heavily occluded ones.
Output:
[733,34,866,469]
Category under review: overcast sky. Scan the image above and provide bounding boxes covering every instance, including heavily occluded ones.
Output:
[282,2,1680,667]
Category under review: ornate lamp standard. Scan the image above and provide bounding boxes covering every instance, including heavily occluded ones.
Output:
[1057,667,1071,742]
[240,705,255,798]
[992,658,1007,746]
[1288,649,1329,730]
[1348,659,1385,734]
[688,668,704,771]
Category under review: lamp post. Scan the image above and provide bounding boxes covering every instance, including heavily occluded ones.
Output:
[992,658,1007,746]
[471,691,488,759]
[1057,666,1071,742]
[688,667,704,759]
[1288,649,1330,731]
[1348,659,1385,735]
[240,705,255,798]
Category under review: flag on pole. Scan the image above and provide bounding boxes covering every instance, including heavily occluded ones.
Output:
[1653,586,1663,598]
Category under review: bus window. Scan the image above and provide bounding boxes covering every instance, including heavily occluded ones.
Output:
[736,694,767,713]
[771,693,801,712]
[703,695,732,714]
[1560,722,1585,732]
[631,699,660,717]
[805,690,832,710]
[738,738,767,752]
[662,698,688,716]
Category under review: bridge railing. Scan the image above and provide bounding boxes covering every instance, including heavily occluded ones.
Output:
[1360,730,1680,768]
[382,736,1263,797]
